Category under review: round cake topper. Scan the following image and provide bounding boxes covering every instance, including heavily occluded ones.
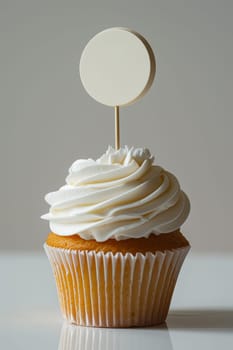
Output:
[79,27,156,149]
[79,27,156,107]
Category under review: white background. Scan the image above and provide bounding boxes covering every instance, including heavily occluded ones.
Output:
[1,0,233,252]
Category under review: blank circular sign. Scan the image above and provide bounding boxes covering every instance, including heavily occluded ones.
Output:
[79,27,156,107]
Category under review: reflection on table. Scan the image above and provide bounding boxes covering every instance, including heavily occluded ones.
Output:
[58,322,173,350]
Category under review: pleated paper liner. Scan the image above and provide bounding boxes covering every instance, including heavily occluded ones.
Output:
[58,322,173,350]
[44,243,190,327]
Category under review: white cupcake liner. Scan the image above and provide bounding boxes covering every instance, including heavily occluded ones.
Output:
[44,243,190,327]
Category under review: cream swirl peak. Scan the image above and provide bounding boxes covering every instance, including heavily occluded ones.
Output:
[42,146,190,241]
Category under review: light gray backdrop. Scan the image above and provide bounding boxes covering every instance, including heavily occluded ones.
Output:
[1,0,233,252]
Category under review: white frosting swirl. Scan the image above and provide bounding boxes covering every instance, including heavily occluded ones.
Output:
[42,146,190,241]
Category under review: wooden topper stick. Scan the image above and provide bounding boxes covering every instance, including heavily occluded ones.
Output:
[115,106,120,150]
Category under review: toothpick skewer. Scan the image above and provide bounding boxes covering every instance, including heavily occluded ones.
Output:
[115,106,120,150]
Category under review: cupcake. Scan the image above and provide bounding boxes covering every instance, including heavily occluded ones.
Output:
[42,146,190,327]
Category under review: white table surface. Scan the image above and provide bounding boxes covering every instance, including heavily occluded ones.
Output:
[0,252,232,350]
